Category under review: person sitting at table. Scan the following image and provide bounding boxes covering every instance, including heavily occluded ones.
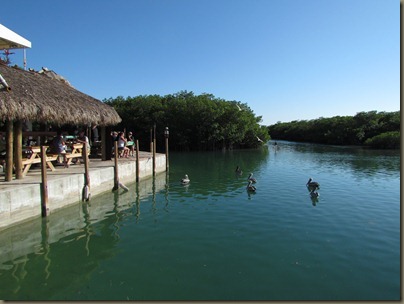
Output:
[51,131,68,167]
[127,131,135,156]
[118,131,130,158]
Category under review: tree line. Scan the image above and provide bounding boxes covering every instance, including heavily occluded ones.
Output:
[104,91,269,151]
[267,111,400,149]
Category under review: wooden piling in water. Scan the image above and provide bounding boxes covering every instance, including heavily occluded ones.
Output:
[40,145,48,217]
[153,140,156,176]
[136,140,140,182]
[113,141,119,190]
[82,144,91,201]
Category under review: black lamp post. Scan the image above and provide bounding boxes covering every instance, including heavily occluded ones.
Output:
[164,127,169,170]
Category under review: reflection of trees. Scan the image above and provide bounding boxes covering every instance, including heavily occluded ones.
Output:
[273,140,399,176]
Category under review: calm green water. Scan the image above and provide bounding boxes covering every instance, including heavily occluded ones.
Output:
[0,141,400,300]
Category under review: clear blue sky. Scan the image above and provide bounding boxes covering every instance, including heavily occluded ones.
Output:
[1,0,400,125]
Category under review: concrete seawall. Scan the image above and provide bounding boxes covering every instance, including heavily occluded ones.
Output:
[0,152,166,231]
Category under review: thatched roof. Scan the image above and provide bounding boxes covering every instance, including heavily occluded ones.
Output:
[0,64,121,126]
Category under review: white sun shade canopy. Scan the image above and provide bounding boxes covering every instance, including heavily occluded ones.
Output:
[0,24,31,49]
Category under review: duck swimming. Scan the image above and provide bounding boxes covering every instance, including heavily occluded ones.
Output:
[181,174,190,184]
[246,180,256,192]
[247,173,257,183]
[306,178,320,189]
[235,166,243,175]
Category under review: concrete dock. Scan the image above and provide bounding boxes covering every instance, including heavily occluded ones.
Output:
[0,151,166,231]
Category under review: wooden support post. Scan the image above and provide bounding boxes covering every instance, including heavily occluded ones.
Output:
[105,126,113,160]
[13,120,23,179]
[5,120,13,182]
[150,128,153,153]
[82,144,91,201]
[135,140,140,182]
[113,140,119,190]
[153,140,156,176]
[101,126,107,161]
[40,146,48,217]
[153,124,156,176]
[165,136,169,171]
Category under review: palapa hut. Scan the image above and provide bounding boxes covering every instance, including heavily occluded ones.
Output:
[0,63,121,181]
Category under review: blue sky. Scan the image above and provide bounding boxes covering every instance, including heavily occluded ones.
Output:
[1,0,400,125]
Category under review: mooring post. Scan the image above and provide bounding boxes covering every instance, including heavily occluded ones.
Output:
[113,140,119,190]
[136,140,140,182]
[153,140,156,176]
[150,128,153,153]
[153,124,156,176]
[112,140,128,191]
[40,145,48,217]
[82,144,91,201]
[164,127,169,171]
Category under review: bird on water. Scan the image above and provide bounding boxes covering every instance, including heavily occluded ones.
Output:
[306,178,320,189]
[181,174,190,184]
[247,173,257,183]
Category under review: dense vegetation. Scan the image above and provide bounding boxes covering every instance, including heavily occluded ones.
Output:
[268,111,400,149]
[104,91,269,151]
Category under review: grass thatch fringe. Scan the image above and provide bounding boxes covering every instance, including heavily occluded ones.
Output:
[0,64,121,126]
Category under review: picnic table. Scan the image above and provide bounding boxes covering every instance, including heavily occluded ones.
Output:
[66,143,86,165]
[22,146,57,177]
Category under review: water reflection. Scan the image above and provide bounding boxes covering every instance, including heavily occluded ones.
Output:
[0,146,399,300]
[169,148,269,196]
[0,174,167,300]
[271,140,400,177]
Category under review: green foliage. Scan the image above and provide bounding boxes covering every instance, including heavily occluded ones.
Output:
[104,91,269,151]
[364,131,400,149]
[268,111,400,149]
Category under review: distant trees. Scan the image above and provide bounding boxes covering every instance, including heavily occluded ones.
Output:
[104,91,269,151]
[267,111,400,149]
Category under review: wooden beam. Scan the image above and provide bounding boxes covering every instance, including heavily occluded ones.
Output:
[13,120,23,179]
[101,126,106,161]
[5,120,13,182]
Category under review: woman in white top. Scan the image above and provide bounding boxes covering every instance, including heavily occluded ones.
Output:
[117,132,130,158]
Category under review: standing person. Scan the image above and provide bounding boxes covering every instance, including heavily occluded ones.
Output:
[77,130,90,152]
[127,131,135,156]
[52,131,68,167]
[117,131,130,158]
